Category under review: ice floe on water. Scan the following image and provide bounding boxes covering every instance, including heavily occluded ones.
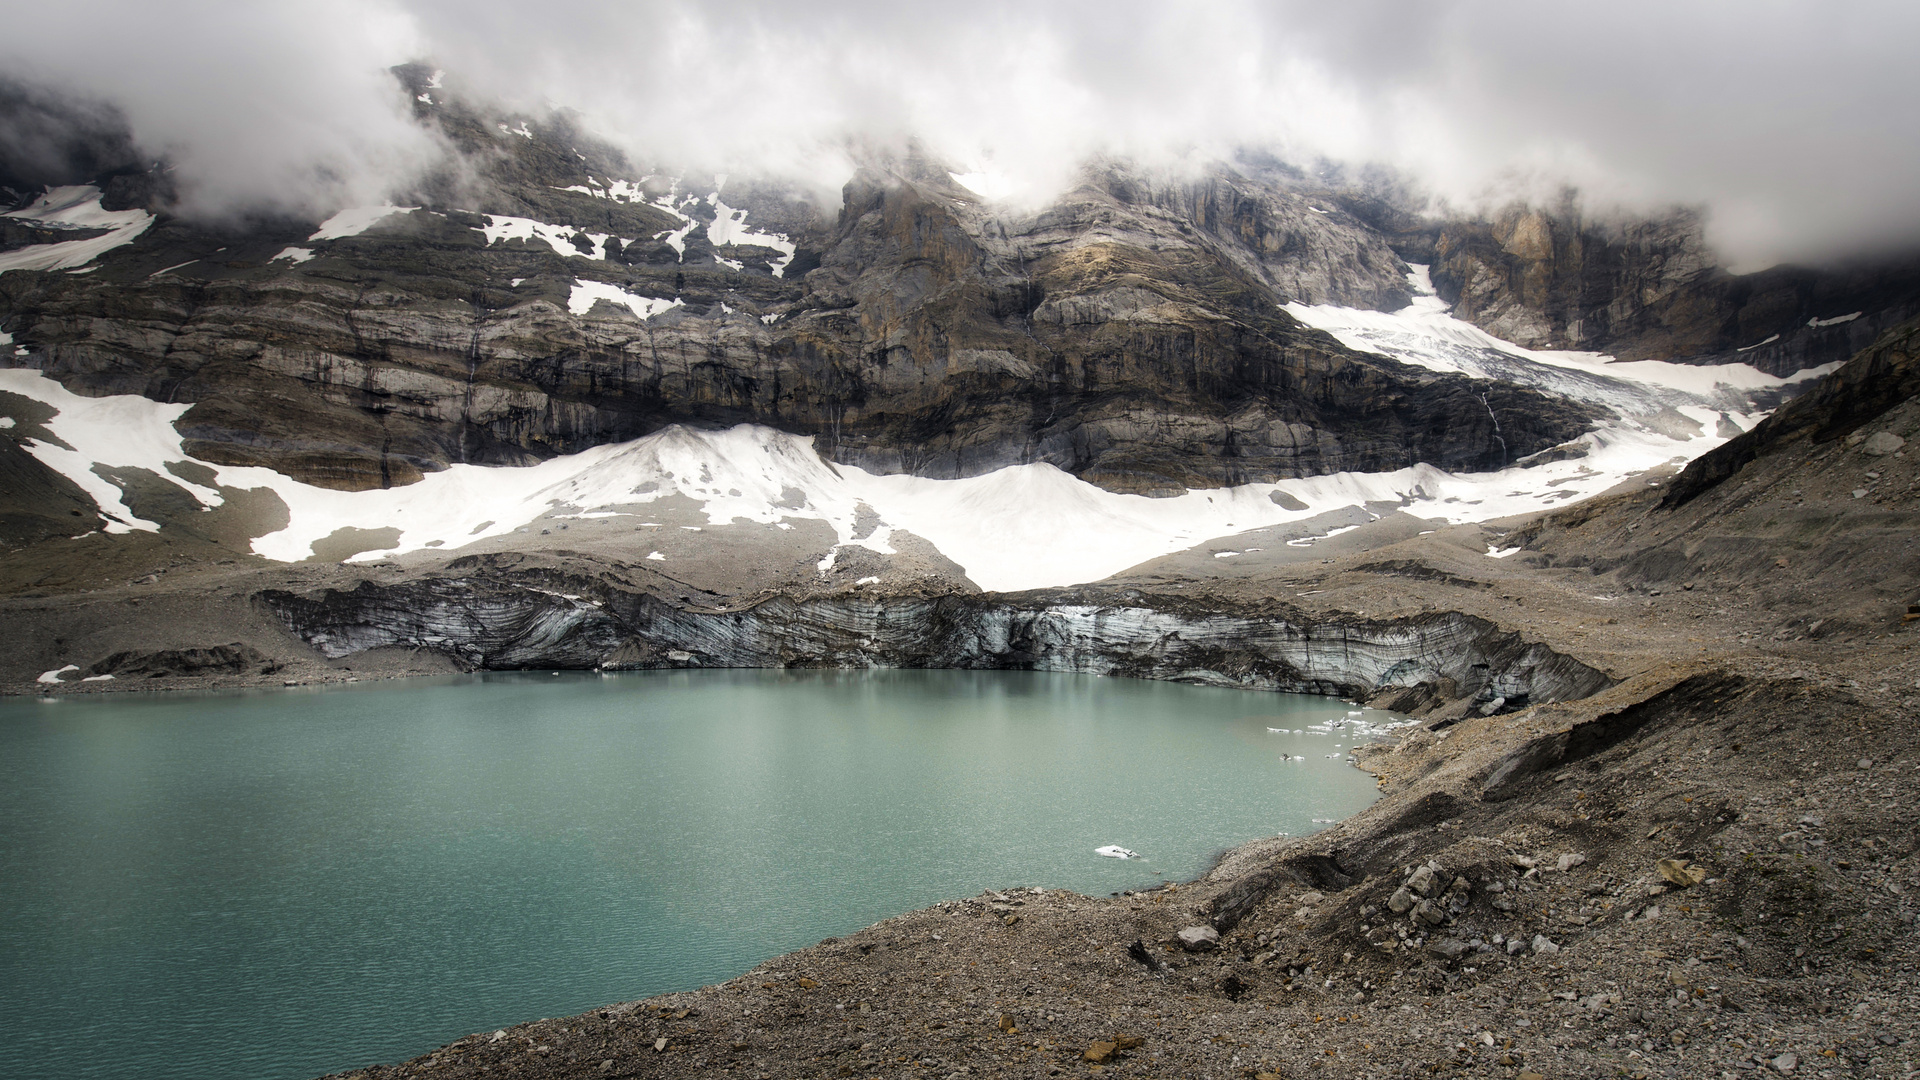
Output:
[1094,846,1140,859]
[0,186,154,275]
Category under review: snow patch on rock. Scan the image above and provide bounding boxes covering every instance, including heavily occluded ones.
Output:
[0,186,154,275]
[309,205,418,241]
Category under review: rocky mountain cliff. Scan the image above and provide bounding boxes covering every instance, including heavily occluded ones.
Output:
[3,68,1916,507]
[0,75,1606,498]
[1424,203,1920,376]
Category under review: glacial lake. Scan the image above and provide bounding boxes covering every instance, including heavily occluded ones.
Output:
[0,669,1389,1080]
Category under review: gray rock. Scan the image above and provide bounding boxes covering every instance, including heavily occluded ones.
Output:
[1555,852,1586,872]
[1413,900,1448,927]
[1176,926,1220,952]
[1388,887,1416,914]
[1426,937,1469,960]
[1506,938,1527,955]
[1771,1051,1798,1073]
[1858,758,1874,769]
[1296,891,1325,906]
[1530,935,1560,956]
[1862,431,1906,456]
[262,582,1619,704]
[1407,865,1440,897]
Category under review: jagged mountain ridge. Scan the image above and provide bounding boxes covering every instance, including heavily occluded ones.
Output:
[2,74,1598,499]
[0,67,1912,509]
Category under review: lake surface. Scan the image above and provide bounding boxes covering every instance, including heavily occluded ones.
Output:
[0,669,1388,1080]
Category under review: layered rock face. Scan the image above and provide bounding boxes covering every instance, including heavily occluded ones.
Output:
[259,575,1613,709]
[1426,204,1920,375]
[0,86,1599,497]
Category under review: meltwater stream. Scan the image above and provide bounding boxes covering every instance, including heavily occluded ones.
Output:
[0,669,1389,1080]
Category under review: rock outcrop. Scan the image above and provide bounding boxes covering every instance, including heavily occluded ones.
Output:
[258,575,1613,709]
[0,86,1600,497]
[1428,203,1920,375]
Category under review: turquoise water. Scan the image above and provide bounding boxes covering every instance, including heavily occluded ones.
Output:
[0,669,1384,1080]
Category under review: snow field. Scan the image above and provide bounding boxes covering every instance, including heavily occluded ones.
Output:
[0,255,1840,591]
[0,186,154,275]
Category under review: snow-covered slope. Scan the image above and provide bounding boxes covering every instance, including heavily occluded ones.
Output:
[1286,266,1833,427]
[0,186,154,275]
[0,265,1842,591]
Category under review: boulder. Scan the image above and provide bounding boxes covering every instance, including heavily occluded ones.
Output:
[1176,926,1220,952]
[1407,865,1440,897]
[1861,431,1906,456]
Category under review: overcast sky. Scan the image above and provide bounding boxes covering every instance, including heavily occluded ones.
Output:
[3,0,1917,268]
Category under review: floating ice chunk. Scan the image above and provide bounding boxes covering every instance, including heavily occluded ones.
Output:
[1094,845,1140,859]
[309,206,416,241]
[37,665,78,684]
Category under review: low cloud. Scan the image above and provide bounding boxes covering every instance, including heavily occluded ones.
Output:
[5,0,1919,267]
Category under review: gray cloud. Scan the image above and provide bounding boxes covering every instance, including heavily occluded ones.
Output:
[4,0,1918,267]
